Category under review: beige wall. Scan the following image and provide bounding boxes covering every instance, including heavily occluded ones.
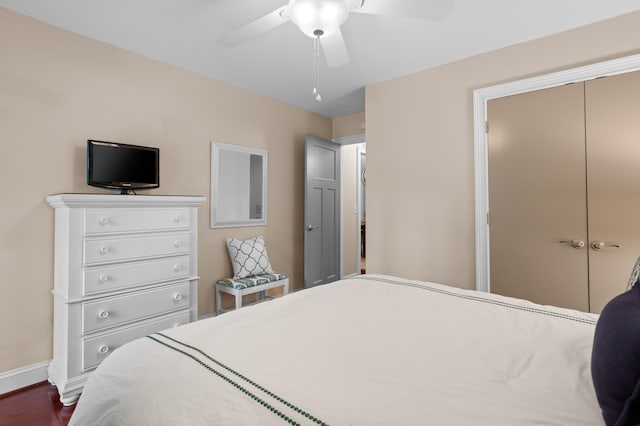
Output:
[333,112,365,138]
[365,11,640,289]
[0,8,332,373]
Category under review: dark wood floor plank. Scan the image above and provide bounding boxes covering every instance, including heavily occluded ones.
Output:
[0,381,75,426]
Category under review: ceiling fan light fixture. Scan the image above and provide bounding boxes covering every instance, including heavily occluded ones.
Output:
[288,0,350,38]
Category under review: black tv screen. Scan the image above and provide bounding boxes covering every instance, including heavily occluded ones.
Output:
[87,140,159,194]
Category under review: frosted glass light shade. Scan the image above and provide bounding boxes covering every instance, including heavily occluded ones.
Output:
[288,0,350,37]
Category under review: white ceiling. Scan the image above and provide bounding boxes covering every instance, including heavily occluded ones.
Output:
[1,0,639,118]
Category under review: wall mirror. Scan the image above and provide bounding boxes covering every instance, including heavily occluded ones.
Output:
[210,141,267,228]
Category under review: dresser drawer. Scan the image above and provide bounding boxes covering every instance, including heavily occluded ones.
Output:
[82,311,190,371]
[85,208,190,235]
[84,233,190,265]
[83,282,190,333]
[84,256,191,295]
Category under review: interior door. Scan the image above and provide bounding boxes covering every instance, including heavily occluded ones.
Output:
[586,71,640,313]
[487,83,590,311]
[304,134,341,288]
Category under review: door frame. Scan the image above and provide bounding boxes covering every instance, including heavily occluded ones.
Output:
[473,53,640,293]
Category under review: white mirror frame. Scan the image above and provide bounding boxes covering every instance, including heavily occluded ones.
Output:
[473,53,640,293]
[210,141,268,228]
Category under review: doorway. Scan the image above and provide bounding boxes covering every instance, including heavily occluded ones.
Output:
[331,133,366,279]
[358,145,366,274]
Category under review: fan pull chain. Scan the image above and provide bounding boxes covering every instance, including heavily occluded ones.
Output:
[313,34,321,103]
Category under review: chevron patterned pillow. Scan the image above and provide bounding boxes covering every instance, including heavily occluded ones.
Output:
[226,236,274,279]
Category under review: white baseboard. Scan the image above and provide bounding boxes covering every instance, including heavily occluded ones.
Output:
[343,273,359,279]
[0,360,50,395]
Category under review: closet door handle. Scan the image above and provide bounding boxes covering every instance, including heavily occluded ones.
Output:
[590,241,622,251]
[559,239,585,249]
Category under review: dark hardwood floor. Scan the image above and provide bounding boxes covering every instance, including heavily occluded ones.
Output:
[0,381,75,426]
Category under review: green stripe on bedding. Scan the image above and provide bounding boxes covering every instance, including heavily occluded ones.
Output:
[147,333,328,426]
[353,276,597,326]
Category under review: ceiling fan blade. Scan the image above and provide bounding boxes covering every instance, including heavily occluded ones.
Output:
[354,0,453,21]
[320,28,349,68]
[218,5,290,46]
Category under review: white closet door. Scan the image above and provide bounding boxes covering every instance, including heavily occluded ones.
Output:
[487,83,589,312]
[586,70,640,313]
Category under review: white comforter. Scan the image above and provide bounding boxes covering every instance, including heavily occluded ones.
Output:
[70,275,603,425]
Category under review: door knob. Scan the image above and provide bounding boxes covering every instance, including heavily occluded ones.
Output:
[305,225,319,232]
[559,239,585,249]
[590,241,622,251]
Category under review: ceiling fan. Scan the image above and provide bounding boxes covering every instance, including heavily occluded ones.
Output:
[219,0,453,101]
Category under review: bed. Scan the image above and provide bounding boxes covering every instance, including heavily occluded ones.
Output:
[69,274,604,425]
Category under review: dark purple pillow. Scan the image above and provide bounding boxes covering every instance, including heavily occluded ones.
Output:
[592,284,640,426]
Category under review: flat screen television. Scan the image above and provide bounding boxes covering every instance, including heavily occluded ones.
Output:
[87,140,159,194]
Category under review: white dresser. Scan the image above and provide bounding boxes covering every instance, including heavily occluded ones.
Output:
[46,194,206,405]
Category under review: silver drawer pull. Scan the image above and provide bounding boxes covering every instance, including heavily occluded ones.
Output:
[173,215,183,223]
[99,246,111,254]
[98,310,110,319]
[99,275,109,283]
[99,217,110,225]
[98,345,110,355]
[173,293,183,302]
[173,240,183,248]
[173,264,183,272]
